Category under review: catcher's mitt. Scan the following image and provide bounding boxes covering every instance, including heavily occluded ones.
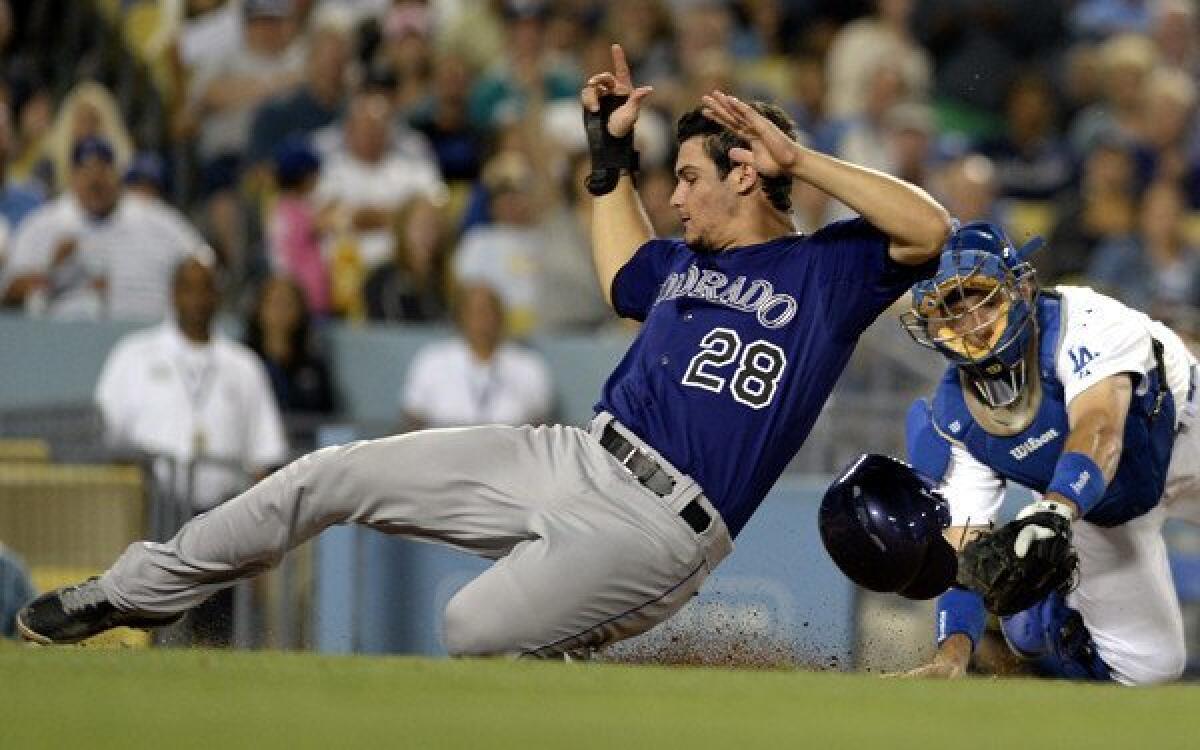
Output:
[957,503,1078,616]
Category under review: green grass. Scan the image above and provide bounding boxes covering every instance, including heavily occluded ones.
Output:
[1,646,1197,749]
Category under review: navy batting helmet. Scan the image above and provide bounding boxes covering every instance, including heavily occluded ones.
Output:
[819,454,956,600]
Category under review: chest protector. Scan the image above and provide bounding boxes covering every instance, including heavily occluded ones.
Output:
[925,292,1177,527]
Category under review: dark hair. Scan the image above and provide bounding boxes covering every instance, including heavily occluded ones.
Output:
[675,102,796,212]
[244,275,313,367]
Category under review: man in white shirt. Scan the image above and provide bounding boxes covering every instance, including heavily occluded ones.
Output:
[95,258,288,512]
[452,151,546,336]
[0,137,212,321]
[401,282,553,430]
[315,89,446,272]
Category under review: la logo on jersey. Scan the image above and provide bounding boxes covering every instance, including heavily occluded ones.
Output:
[1009,428,1059,460]
[1069,346,1098,376]
[654,265,799,329]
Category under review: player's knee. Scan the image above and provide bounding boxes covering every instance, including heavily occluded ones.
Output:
[1116,642,1186,685]
[442,595,513,657]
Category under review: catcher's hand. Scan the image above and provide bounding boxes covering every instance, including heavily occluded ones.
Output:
[957,500,1078,617]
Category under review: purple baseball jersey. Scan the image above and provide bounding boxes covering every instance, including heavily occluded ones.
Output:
[596,218,937,536]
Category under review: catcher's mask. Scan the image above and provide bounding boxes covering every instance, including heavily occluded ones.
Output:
[818,454,956,600]
[900,222,1044,408]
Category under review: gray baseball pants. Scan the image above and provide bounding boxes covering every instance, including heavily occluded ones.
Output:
[98,413,733,657]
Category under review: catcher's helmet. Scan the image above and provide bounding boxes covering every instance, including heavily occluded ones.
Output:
[819,454,956,600]
[900,222,1044,408]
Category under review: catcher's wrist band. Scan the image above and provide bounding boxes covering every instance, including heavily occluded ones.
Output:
[583,94,640,196]
[1046,451,1106,516]
[935,586,986,650]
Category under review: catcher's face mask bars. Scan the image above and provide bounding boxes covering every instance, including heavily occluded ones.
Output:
[901,257,1037,409]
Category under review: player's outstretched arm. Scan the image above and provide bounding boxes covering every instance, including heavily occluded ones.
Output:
[896,633,972,679]
[892,524,984,680]
[701,90,951,266]
[581,44,656,307]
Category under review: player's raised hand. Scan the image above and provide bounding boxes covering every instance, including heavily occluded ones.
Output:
[701,90,800,177]
[580,44,653,138]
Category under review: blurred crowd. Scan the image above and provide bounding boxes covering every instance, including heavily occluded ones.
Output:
[0,0,1199,398]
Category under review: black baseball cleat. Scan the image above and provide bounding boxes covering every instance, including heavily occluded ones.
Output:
[15,577,182,644]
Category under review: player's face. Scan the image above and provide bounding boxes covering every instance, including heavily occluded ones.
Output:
[671,138,739,252]
[930,283,1011,360]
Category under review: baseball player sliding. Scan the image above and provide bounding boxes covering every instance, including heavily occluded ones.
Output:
[17,45,951,657]
[821,222,1198,684]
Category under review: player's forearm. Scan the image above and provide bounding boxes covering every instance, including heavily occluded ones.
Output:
[1046,376,1132,515]
[591,175,654,307]
[789,148,951,262]
[936,633,973,667]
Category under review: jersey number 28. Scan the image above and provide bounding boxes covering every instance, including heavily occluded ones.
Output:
[682,327,787,409]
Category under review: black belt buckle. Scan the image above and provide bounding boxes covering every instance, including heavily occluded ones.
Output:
[680,499,711,534]
[602,424,708,533]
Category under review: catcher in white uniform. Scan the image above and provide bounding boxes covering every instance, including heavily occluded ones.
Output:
[892,221,1197,684]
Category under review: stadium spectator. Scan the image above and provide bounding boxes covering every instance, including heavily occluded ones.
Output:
[265,138,329,316]
[600,0,677,87]
[1130,67,1197,189]
[452,150,545,336]
[42,81,135,195]
[399,281,553,431]
[0,137,211,321]
[1087,180,1200,313]
[978,73,1075,202]
[0,103,42,267]
[375,2,435,117]
[466,0,581,130]
[95,257,287,510]
[537,150,616,332]
[315,88,446,319]
[1150,0,1198,77]
[246,14,351,174]
[408,52,485,184]
[824,0,932,120]
[2,74,53,192]
[174,0,244,76]
[782,51,832,148]
[244,274,336,416]
[184,0,304,172]
[364,196,449,324]
[1046,134,1139,282]
[829,61,910,176]
[933,153,1004,226]
[913,0,1065,119]
[183,0,305,271]
[885,102,938,190]
[1068,33,1158,155]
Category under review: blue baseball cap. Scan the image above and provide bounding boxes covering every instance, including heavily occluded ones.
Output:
[124,151,166,189]
[272,137,320,186]
[71,136,115,167]
[244,0,291,19]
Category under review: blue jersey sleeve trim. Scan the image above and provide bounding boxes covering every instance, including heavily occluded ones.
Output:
[906,398,952,482]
